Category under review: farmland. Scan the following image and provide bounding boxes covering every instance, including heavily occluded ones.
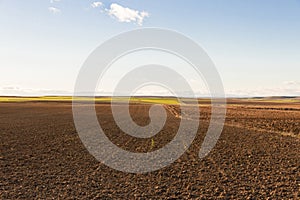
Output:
[1,97,300,199]
[0,96,180,105]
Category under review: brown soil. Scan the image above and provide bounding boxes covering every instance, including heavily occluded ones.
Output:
[1,101,300,199]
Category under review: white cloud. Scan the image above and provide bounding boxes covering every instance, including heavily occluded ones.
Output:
[50,0,61,3]
[106,3,149,26]
[0,86,71,96]
[48,7,61,14]
[226,87,300,97]
[91,1,103,8]
[283,81,300,86]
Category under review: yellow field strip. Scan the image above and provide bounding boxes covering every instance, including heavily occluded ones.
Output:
[0,96,180,105]
[1,96,299,104]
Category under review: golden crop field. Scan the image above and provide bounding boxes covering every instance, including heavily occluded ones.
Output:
[0,96,180,105]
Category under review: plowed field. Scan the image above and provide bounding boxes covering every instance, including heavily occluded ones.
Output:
[1,99,299,199]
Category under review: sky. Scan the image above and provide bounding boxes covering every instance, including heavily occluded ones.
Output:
[0,0,300,97]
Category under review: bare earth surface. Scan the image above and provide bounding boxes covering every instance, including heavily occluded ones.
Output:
[1,100,300,199]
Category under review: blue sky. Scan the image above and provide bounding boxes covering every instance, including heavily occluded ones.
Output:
[0,0,300,96]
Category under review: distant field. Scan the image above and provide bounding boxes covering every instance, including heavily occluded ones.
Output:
[0,96,180,105]
[1,96,300,105]
[238,98,300,103]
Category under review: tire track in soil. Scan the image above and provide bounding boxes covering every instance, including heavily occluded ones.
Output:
[165,104,300,139]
